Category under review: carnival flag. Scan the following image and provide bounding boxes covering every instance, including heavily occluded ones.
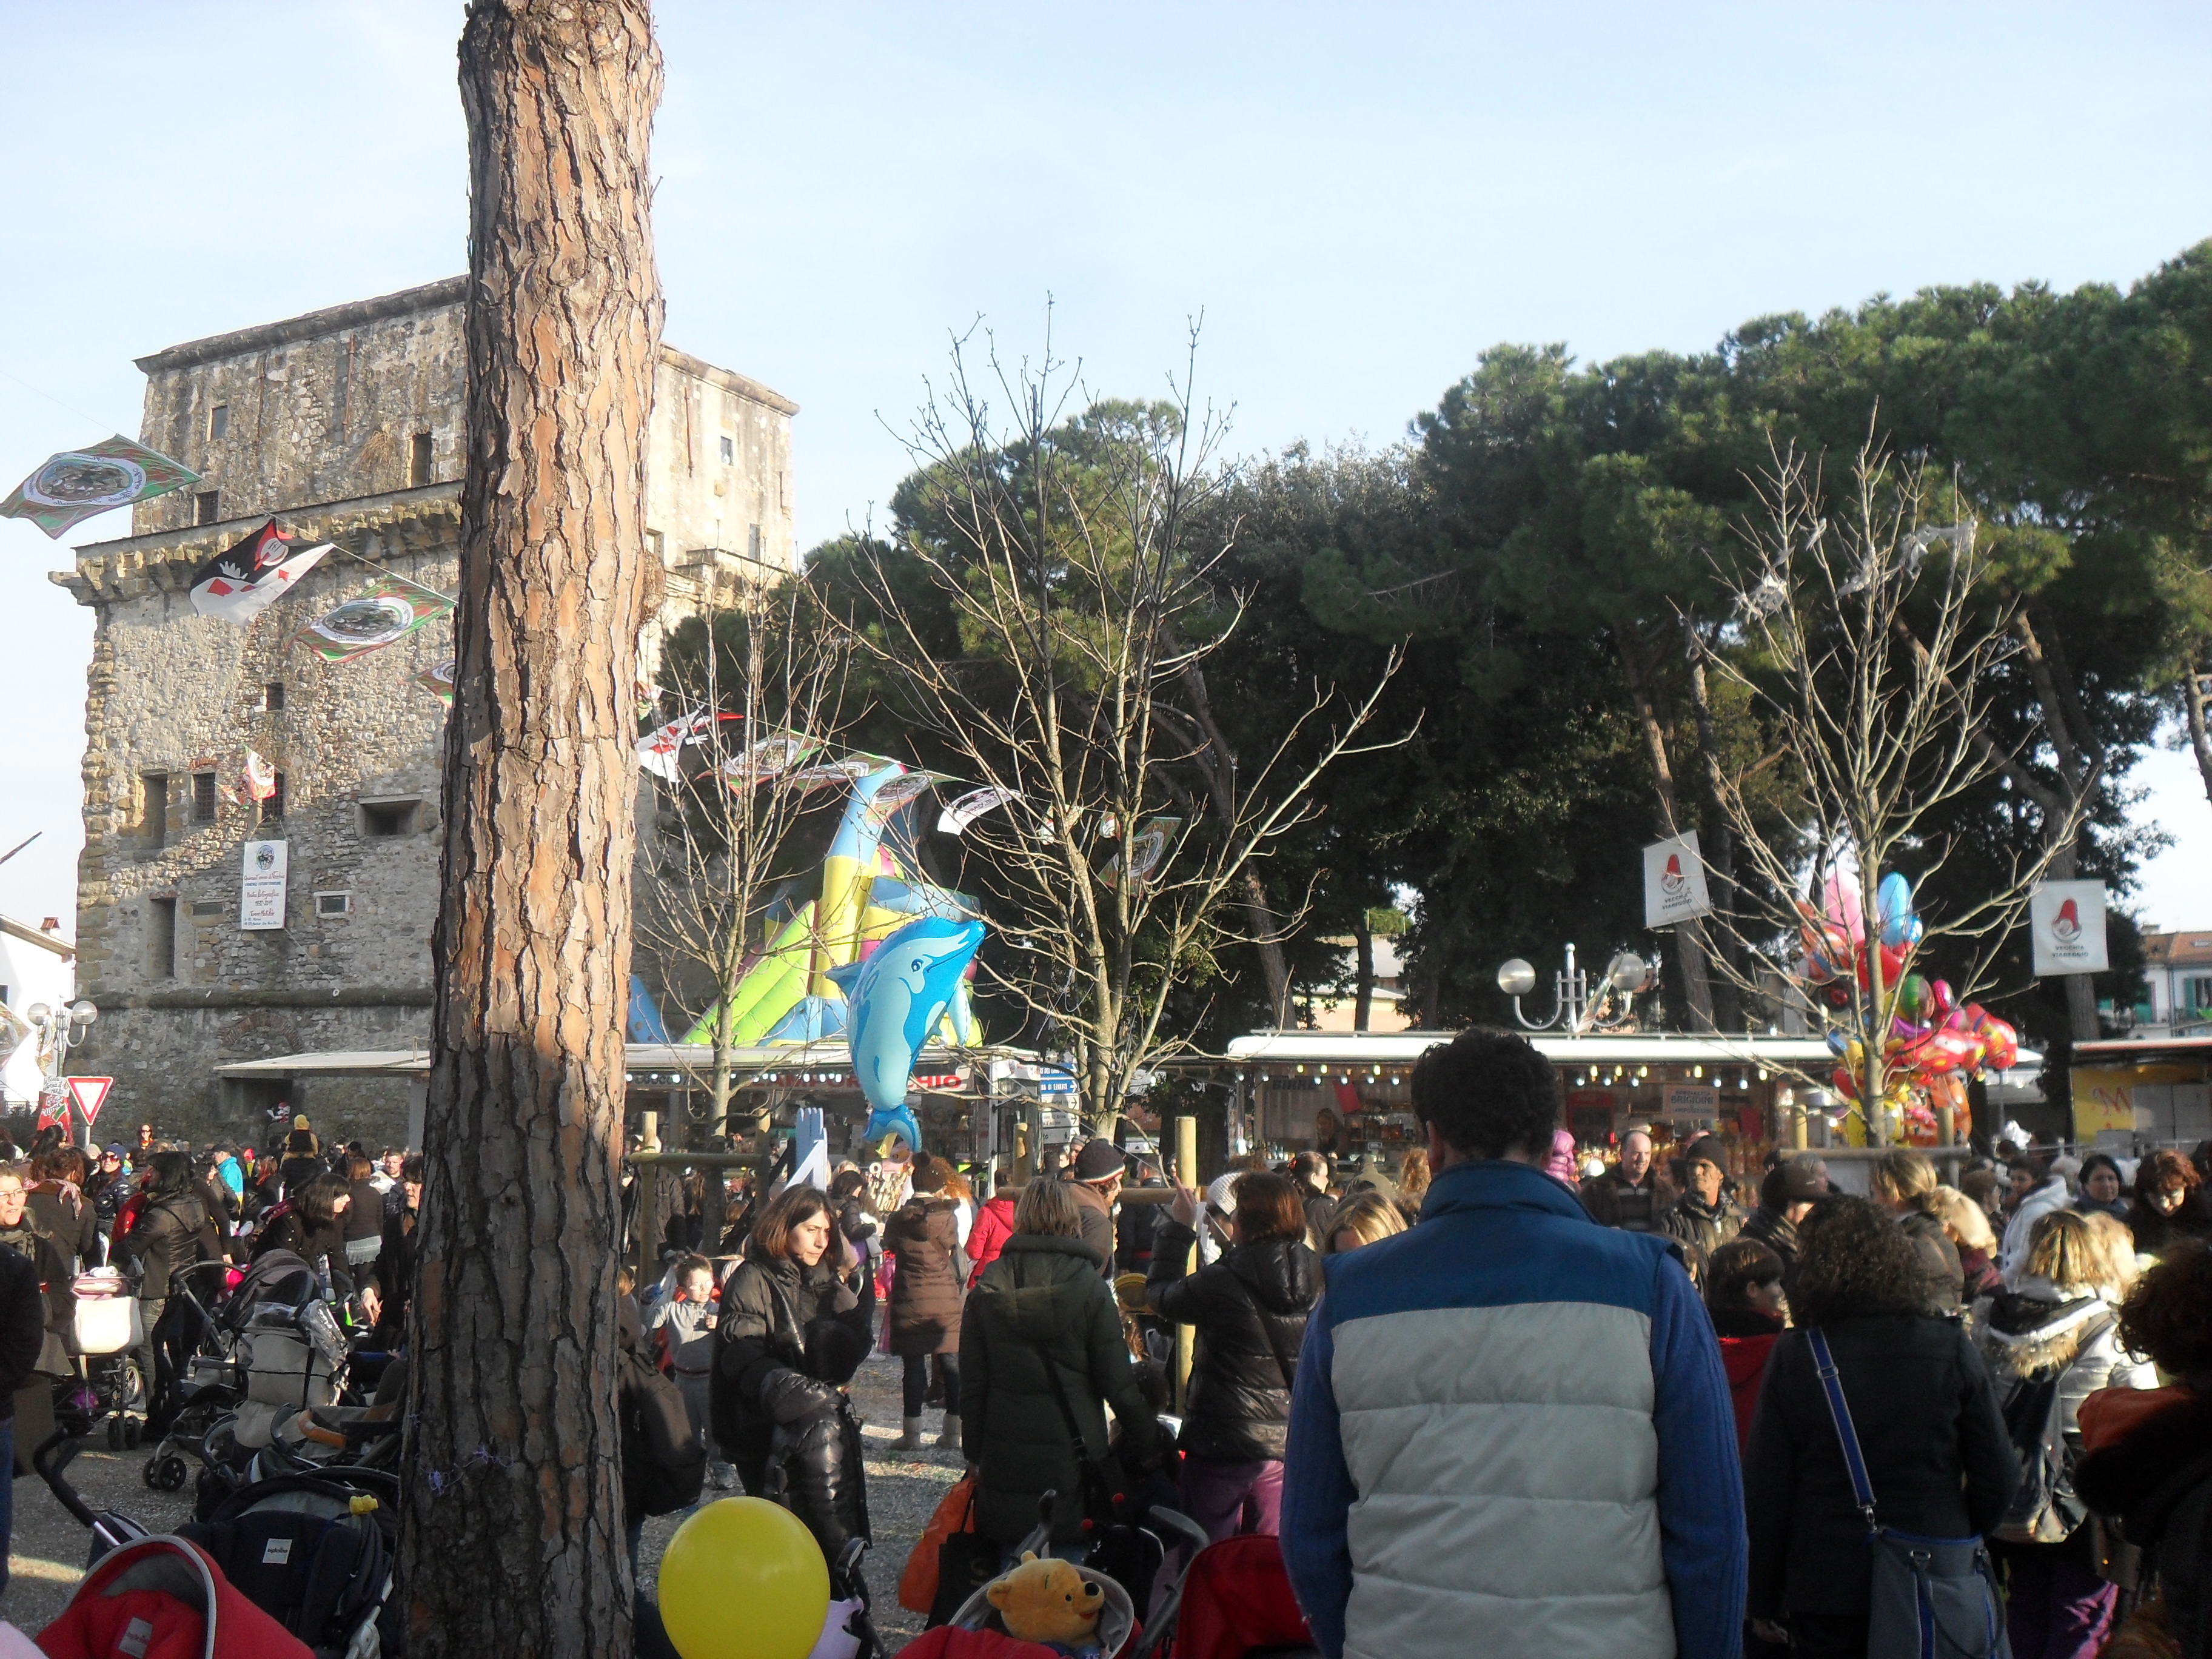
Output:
[2,435,199,538]
[292,575,451,665]
[417,658,457,706]
[937,786,1021,836]
[240,749,278,805]
[188,521,331,625]
[637,708,726,782]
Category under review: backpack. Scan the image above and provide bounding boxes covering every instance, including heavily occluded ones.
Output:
[621,1347,706,1519]
[1992,1313,2111,1546]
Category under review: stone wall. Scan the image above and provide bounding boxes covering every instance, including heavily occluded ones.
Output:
[59,283,798,1147]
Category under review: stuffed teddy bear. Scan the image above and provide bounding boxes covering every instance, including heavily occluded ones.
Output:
[983,1552,1106,1655]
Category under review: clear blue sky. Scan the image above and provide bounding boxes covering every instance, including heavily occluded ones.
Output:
[3,2,2209,933]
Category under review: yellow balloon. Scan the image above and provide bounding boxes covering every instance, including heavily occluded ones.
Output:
[657,1496,829,1659]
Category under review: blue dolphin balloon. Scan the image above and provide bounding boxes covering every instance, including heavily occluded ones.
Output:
[1877,871,1919,948]
[827,913,986,1154]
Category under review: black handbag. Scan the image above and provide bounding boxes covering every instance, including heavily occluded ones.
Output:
[927,1485,1000,1628]
[1035,1346,1131,1531]
[1806,1327,2010,1659]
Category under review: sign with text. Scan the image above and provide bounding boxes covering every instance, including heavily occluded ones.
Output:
[1662,1083,1720,1120]
[1643,831,1713,929]
[240,839,288,931]
[64,1076,113,1125]
[2029,880,2108,977]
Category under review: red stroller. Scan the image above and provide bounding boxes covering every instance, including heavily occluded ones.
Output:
[1133,1535,1318,1659]
[36,1534,313,1659]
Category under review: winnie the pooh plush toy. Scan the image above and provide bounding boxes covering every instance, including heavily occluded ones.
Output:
[984,1552,1106,1655]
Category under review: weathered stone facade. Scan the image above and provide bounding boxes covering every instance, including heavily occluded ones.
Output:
[56,280,796,1148]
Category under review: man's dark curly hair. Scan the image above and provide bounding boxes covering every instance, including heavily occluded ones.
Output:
[1410,1028,1558,1161]
[1789,1196,1928,1327]
[2116,1238,2212,1377]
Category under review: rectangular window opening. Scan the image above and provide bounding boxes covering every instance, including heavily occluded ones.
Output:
[149,897,178,980]
[209,404,229,441]
[315,892,353,919]
[747,523,762,561]
[264,681,285,712]
[718,434,734,465]
[261,774,286,823]
[194,492,220,526]
[361,799,418,838]
[647,529,666,562]
[191,771,217,824]
[142,773,169,844]
[409,431,434,488]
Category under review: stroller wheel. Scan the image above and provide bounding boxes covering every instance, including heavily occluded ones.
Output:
[123,1417,142,1450]
[106,1415,124,1451]
[152,1455,189,1492]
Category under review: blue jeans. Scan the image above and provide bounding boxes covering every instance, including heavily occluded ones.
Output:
[0,1416,15,1599]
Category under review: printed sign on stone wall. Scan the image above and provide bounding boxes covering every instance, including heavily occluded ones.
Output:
[1643,831,1713,929]
[2029,880,2110,977]
[241,839,289,931]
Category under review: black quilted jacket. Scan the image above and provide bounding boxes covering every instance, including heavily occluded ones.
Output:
[1145,1222,1319,1463]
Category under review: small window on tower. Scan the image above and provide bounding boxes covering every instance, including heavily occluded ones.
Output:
[647,529,666,562]
[209,404,229,440]
[719,434,734,465]
[261,774,285,823]
[264,682,285,712]
[195,492,220,525]
[142,773,169,844]
[409,432,434,488]
[361,799,418,838]
[149,897,178,980]
[748,524,762,561]
[191,772,217,823]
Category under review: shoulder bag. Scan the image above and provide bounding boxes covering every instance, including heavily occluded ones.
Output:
[1805,1327,2010,1659]
[1034,1344,1131,1530]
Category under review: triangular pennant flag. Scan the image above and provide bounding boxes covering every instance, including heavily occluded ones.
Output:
[3,435,199,538]
[189,520,330,625]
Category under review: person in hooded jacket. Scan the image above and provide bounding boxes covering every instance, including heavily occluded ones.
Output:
[965,1181,1016,1274]
[27,1149,101,1272]
[711,1184,871,1500]
[1975,1210,2154,1659]
[1743,1197,2017,1656]
[1659,1134,1747,1278]
[2073,1239,2212,1659]
[883,1154,966,1452]
[959,1178,1159,1553]
[1144,1170,1318,1543]
[113,1152,213,1432]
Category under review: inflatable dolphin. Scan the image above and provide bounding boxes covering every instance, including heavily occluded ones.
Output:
[827,913,985,1155]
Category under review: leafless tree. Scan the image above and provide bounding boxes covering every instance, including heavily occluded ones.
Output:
[634,591,853,1142]
[845,324,1402,1130]
[1700,441,2085,1145]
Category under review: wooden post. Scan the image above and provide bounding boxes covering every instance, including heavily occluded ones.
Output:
[1174,1113,1199,1411]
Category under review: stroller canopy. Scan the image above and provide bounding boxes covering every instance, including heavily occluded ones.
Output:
[36,1534,314,1659]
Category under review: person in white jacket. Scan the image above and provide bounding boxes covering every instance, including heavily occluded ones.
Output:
[1998,1156,2073,1285]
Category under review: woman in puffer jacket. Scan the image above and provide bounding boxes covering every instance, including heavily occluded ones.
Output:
[1145,1170,1319,1543]
[882,1155,966,1452]
[710,1185,872,1530]
[1975,1209,2156,1659]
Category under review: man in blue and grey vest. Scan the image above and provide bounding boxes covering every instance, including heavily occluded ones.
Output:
[1281,1027,1746,1659]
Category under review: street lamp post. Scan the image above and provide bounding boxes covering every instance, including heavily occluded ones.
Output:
[1496,946,1651,1036]
[24,999,98,1148]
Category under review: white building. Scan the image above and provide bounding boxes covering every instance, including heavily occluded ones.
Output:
[2137,928,2212,1039]
[0,915,76,1111]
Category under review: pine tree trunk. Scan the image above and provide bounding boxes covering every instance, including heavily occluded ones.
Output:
[400,4,663,1654]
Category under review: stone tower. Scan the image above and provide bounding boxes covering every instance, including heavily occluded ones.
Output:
[53,279,796,1146]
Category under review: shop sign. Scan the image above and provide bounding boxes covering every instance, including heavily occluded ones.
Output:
[1643,832,1712,928]
[1662,1082,1720,1119]
[2030,881,2108,977]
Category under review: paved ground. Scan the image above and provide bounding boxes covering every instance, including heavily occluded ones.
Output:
[0,1352,964,1651]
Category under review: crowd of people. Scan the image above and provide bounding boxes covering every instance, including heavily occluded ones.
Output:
[622,1036,2212,1659]
[0,1109,423,1595]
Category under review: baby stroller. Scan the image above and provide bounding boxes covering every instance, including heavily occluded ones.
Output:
[33,1533,315,1659]
[1131,1534,1318,1659]
[143,1261,254,1490]
[62,1267,148,1449]
[38,1424,399,1658]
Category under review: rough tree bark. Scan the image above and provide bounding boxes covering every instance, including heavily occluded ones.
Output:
[2184,654,2212,810]
[400,4,663,1655]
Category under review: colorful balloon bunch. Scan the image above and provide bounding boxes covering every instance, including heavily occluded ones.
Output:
[1799,870,2020,1103]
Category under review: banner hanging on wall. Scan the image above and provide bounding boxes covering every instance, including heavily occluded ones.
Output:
[240,839,289,931]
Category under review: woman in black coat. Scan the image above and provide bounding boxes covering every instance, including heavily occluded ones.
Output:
[1744,1197,2017,1657]
[1145,1170,1319,1543]
[883,1155,965,1453]
[710,1184,872,1553]
[252,1174,356,1295]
